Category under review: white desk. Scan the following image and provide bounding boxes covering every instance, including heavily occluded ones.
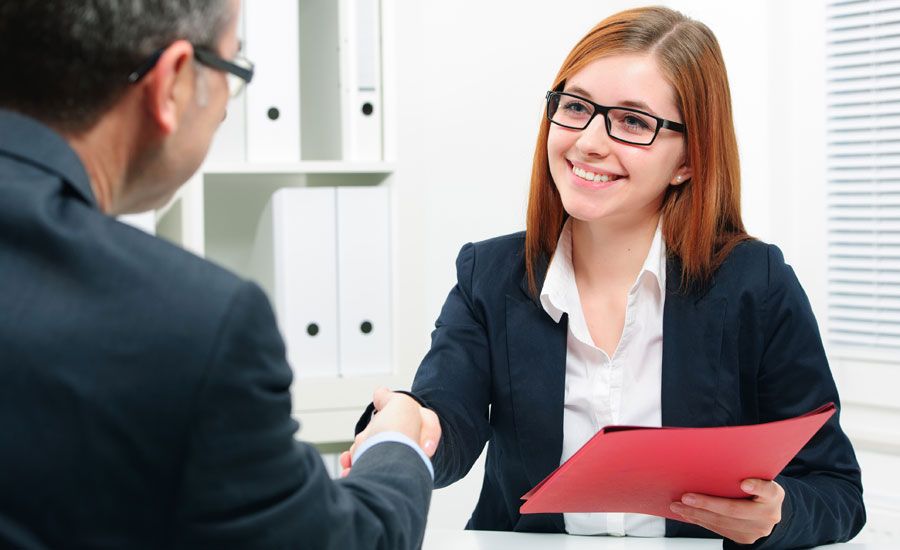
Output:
[422,529,880,549]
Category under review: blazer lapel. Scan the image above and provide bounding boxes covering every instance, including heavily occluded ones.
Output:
[661,258,727,428]
[506,260,568,493]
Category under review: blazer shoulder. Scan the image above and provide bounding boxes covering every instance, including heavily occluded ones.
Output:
[456,231,526,294]
[464,231,526,269]
[111,218,245,303]
[723,239,789,273]
[470,231,526,251]
[92,217,266,353]
[463,231,525,260]
[713,239,795,296]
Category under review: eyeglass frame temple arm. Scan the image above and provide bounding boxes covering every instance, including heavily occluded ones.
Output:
[193,47,254,84]
[127,46,254,85]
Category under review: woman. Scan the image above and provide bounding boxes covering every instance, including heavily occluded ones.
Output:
[351,6,865,547]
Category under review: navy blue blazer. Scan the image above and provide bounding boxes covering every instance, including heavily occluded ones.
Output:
[0,109,431,549]
[410,232,865,548]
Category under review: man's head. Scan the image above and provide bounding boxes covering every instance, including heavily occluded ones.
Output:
[0,0,242,214]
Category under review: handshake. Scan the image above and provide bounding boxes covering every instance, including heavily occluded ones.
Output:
[339,387,442,477]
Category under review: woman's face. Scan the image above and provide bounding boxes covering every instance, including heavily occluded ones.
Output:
[547,54,690,227]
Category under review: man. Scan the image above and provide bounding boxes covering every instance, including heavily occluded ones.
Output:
[0,1,438,548]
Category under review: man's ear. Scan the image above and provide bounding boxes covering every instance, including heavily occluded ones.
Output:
[140,40,195,136]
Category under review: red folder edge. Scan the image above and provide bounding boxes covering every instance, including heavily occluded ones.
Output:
[520,402,836,518]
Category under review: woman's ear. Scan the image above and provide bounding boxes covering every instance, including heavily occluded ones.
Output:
[671,161,692,186]
[139,40,195,136]
[669,168,691,185]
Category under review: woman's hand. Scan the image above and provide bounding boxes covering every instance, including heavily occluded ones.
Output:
[669,478,785,545]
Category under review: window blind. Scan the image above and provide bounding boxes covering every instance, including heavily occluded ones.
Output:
[827,0,900,351]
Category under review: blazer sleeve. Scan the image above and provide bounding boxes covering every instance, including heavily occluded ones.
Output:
[410,242,494,488]
[732,245,866,549]
[173,281,432,550]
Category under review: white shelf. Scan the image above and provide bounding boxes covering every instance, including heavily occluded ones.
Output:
[203,160,395,175]
[153,1,421,446]
[292,372,414,412]
[294,409,366,445]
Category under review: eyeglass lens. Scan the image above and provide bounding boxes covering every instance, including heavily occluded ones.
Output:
[548,93,659,145]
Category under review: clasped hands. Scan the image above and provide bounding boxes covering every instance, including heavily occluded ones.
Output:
[339,387,441,477]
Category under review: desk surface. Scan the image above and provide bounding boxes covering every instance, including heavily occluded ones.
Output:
[422,529,879,549]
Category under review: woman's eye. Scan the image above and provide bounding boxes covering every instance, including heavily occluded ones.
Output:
[623,115,650,129]
[563,101,590,115]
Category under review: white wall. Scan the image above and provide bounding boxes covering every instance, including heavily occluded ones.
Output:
[388,0,895,539]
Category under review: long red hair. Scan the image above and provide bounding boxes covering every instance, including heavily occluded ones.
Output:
[525,6,750,294]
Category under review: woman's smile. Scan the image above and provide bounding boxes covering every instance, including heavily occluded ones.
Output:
[568,159,625,190]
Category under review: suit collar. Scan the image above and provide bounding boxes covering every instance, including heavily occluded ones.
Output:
[0,109,96,208]
[540,220,668,326]
[665,253,716,304]
[522,226,686,309]
[661,253,727,416]
[519,250,550,307]
[514,251,725,428]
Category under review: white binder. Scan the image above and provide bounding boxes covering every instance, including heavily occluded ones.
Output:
[251,188,339,379]
[244,0,301,163]
[206,5,246,164]
[206,93,246,164]
[339,0,383,161]
[299,0,342,160]
[336,186,391,376]
[118,212,156,235]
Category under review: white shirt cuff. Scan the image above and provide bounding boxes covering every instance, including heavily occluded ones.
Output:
[351,431,435,479]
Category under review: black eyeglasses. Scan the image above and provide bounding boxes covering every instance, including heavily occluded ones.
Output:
[127,45,254,98]
[546,91,685,146]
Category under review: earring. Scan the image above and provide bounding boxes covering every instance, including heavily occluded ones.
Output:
[675,175,683,183]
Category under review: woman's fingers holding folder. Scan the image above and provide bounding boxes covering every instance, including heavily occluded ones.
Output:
[669,478,784,545]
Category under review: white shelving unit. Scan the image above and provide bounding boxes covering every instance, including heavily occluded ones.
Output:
[147,0,420,446]
[203,162,395,175]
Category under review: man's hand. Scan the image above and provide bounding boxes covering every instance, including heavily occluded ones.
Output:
[669,478,785,545]
[339,387,441,477]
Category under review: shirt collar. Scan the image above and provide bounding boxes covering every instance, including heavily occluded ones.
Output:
[539,220,576,323]
[641,219,667,297]
[539,218,667,323]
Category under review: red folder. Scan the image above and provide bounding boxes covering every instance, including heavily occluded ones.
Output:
[520,403,835,519]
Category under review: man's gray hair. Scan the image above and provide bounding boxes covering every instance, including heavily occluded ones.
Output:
[0,0,232,131]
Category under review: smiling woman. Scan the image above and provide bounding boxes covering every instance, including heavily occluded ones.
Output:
[526,9,744,295]
[357,5,866,549]
[544,54,692,256]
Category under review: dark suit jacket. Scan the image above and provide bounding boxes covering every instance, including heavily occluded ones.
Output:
[0,109,431,549]
[409,232,865,549]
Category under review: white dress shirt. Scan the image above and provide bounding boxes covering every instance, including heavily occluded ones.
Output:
[540,219,666,537]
